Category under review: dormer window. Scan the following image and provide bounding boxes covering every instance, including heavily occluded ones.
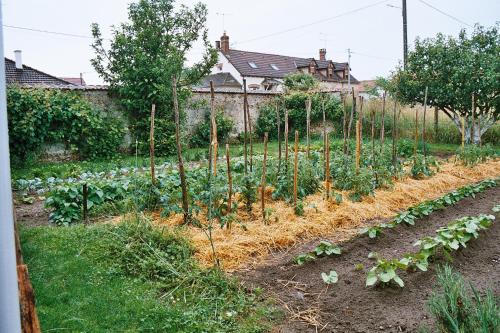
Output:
[309,63,316,74]
[270,64,279,70]
[327,63,333,78]
[248,62,258,69]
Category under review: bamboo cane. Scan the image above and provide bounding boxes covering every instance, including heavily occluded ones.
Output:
[261,132,268,223]
[243,79,248,175]
[210,81,218,176]
[284,108,289,168]
[422,86,428,159]
[414,106,419,158]
[325,132,330,200]
[293,130,299,207]
[276,99,282,172]
[356,120,361,174]
[149,104,156,184]
[306,96,311,159]
[380,91,386,153]
[226,144,232,220]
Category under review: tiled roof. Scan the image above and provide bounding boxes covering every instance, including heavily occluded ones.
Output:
[223,49,359,83]
[195,72,242,89]
[59,77,86,86]
[5,58,75,86]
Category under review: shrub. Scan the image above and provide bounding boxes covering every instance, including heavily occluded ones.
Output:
[190,107,234,147]
[7,87,125,163]
[455,144,496,166]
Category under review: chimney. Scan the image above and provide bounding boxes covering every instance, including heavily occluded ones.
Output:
[215,40,221,50]
[319,48,326,61]
[220,32,229,54]
[14,50,23,69]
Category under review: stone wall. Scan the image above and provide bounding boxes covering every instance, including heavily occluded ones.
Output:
[186,88,279,135]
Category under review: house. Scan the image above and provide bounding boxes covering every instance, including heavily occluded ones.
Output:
[58,75,86,86]
[210,32,359,92]
[5,50,78,87]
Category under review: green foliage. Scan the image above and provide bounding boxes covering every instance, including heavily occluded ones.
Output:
[21,220,277,332]
[7,87,125,163]
[294,200,304,216]
[190,107,234,147]
[424,266,500,333]
[366,258,406,288]
[348,167,375,202]
[283,72,319,92]
[295,240,341,265]
[321,271,339,285]
[91,0,218,155]
[390,23,500,143]
[410,154,439,179]
[455,144,496,166]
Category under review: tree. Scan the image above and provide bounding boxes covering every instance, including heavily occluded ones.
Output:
[91,0,217,154]
[391,24,499,143]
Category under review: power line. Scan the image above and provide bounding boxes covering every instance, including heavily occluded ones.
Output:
[350,50,398,61]
[3,24,100,39]
[232,0,391,45]
[417,0,472,28]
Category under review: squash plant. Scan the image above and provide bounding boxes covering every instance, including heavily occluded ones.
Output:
[366,258,406,288]
[295,240,341,265]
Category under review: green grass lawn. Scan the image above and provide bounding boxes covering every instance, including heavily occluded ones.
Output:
[21,220,277,332]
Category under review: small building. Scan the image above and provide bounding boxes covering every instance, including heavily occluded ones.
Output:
[210,32,359,92]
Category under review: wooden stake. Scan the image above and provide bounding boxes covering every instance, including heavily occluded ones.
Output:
[322,94,327,175]
[172,76,190,224]
[346,88,356,155]
[342,93,348,155]
[358,96,364,158]
[82,183,88,224]
[17,265,41,333]
[325,132,330,200]
[392,101,397,168]
[422,86,428,159]
[471,93,475,144]
[149,104,156,185]
[461,116,465,150]
[380,92,386,152]
[284,107,289,169]
[209,81,218,176]
[261,132,268,223]
[243,79,248,175]
[414,105,419,157]
[306,96,311,159]
[247,96,253,172]
[371,107,375,167]
[293,130,299,207]
[355,120,361,174]
[226,144,232,220]
[276,99,282,172]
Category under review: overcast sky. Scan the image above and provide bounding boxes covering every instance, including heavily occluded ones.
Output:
[3,0,499,84]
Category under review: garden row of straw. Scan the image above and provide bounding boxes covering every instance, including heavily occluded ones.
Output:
[148,159,500,271]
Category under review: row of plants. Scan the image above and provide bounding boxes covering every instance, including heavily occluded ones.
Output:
[365,213,496,288]
[455,144,497,166]
[360,178,498,238]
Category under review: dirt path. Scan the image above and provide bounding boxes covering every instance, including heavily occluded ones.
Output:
[241,186,500,333]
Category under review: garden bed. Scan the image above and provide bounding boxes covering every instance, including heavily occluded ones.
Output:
[150,159,500,271]
[240,185,500,332]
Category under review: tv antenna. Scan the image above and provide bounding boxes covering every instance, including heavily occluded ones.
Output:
[216,12,232,32]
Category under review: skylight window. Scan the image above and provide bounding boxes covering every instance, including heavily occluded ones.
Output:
[248,62,258,69]
[270,64,279,70]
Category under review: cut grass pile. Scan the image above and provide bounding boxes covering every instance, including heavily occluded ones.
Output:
[150,159,500,271]
[21,219,277,332]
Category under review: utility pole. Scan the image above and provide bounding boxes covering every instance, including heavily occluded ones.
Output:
[347,48,351,93]
[0,0,23,331]
[402,0,408,68]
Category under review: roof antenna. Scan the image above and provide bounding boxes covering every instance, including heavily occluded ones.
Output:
[319,32,330,49]
[216,12,232,32]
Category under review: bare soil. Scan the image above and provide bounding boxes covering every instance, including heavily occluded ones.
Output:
[14,199,51,227]
[240,186,500,333]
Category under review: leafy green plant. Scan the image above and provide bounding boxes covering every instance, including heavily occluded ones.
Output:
[294,200,304,216]
[190,107,234,147]
[366,258,406,288]
[456,144,496,166]
[321,271,338,285]
[360,223,394,238]
[295,240,341,265]
[410,154,439,179]
[348,167,374,202]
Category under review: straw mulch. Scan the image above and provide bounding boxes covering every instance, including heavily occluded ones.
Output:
[147,159,500,271]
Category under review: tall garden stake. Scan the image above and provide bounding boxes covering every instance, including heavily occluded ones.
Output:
[414,104,419,158]
[247,96,254,172]
[422,86,428,159]
[306,96,311,159]
[243,79,248,175]
[325,132,330,200]
[392,100,398,168]
[355,119,361,174]
[322,94,327,177]
[261,132,268,223]
[284,107,289,169]
[172,76,190,224]
[380,91,386,153]
[471,93,475,144]
[209,81,218,176]
[149,104,156,185]
[342,93,348,155]
[434,106,439,142]
[358,96,364,158]
[226,143,232,223]
[293,130,299,207]
[276,99,282,172]
[347,88,356,155]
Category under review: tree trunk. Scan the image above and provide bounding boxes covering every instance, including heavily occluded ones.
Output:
[172,76,190,224]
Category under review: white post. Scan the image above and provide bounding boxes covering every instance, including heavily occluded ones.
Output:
[0,1,22,331]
